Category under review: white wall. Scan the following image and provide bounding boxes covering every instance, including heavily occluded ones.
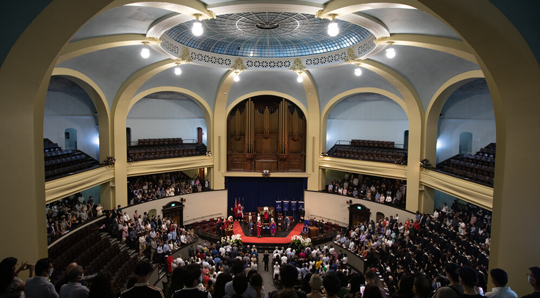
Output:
[127,97,207,144]
[436,80,496,163]
[304,191,415,226]
[326,94,409,149]
[122,190,227,225]
[44,90,100,160]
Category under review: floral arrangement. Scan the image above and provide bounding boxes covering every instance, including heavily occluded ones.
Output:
[221,234,242,246]
[289,235,312,250]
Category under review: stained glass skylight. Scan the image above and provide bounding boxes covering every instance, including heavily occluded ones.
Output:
[164,12,372,58]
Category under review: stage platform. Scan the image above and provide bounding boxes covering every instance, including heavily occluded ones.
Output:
[232,222,303,244]
[193,221,339,247]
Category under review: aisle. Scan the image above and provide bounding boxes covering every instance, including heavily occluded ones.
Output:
[232,221,304,244]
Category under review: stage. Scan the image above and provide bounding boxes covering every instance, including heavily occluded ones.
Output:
[232,221,304,244]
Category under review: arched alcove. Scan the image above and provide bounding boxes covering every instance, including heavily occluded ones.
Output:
[436,79,495,163]
[45,76,100,160]
[326,93,409,150]
[127,91,207,145]
[227,95,306,172]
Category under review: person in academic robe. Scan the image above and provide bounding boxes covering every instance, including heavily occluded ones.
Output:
[257,221,262,238]
[270,218,276,236]
[249,221,254,236]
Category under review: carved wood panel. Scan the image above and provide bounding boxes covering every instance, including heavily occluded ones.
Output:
[227,96,306,172]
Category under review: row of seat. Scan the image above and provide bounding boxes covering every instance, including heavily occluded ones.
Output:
[128,144,206,162]
[74,238,110,268]
[351,139,395,149]
[439,166,494,186]
[45,154,87,168]
[49,223,100,260]
[51,231,101,281]
[45,161,98,179]
[44,138,59,150]
[44,149,73,159]
[436,143,496,186]
[85,244,120,275]
[104,250,130,277]
[112,256,139,293]
[329,146,407,165]
[449,160,495,176]
[137,138,183,147]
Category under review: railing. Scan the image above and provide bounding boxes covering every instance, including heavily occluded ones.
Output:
[333,140,405,149]
[129,139,200,147]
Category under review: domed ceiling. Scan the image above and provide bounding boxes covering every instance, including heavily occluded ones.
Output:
[164,12,373,58]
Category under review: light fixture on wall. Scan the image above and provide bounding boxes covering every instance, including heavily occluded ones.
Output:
[231,58,247,83]
[290,58,306,84]
[141,41,150,58]
[172,48,193,76]
[174,62,182,75]
[327,14,339,37]
[386,42,396,59]
[192,14,204,36]
[344,47,363,77]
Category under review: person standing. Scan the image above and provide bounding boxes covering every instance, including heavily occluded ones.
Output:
[263,251,270,272]
[122,261,164,298]
[59,266,89,298]
[24,258,58,298]
[257,221,262,238]
[0,257,34,298]
[523,267,540,298]
[270,219,276,236]
[485,268,517,298]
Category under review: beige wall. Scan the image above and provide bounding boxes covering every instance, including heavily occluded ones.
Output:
[305,191,415,226]
[121,190,228,225]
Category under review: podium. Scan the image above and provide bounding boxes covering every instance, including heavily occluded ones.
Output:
[308,227,319,238]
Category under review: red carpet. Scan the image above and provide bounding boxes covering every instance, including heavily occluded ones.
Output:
[232,221,304,244]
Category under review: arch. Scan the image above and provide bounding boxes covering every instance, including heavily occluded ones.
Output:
[320,87,409,153]
[226,91,309,119]
[423,70,484,163]
[52,68,112,161]
[129,86,213,143]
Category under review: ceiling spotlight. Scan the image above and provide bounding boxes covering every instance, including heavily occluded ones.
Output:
[297,74,303,83]
[327,14,339,37]
[174,66,182,76]
[141,42,150,59]
[192,14,203,36]
[354,67,362,76]
[386,42,396,59]
[234,73,240,82]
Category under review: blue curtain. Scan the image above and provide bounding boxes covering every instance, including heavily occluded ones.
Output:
[225,177,307,213]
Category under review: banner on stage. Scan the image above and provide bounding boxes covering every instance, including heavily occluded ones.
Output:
[291,201,297,211]
[276,201,282,212]
[283,201,289,212]
[298,201,304,211]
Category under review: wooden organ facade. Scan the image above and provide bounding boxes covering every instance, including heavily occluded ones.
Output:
[227,96,306,172]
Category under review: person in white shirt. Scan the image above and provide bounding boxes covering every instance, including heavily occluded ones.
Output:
[281,255,288,265]
[485,268,517,298]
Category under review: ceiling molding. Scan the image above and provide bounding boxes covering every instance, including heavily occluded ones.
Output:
[106,0,215,19]
[207,1,322,15]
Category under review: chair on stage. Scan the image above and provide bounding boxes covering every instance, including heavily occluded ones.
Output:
[333,224,339,232]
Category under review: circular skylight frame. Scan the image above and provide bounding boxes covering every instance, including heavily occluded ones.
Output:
[163,12,374,58]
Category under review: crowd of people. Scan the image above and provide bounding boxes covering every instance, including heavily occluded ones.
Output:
[326,173,406,209]
[105,207,197,263]
[128,171,210,205]
[334,200,492,296]
[3,246,539,298]
[45,193,103,244]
